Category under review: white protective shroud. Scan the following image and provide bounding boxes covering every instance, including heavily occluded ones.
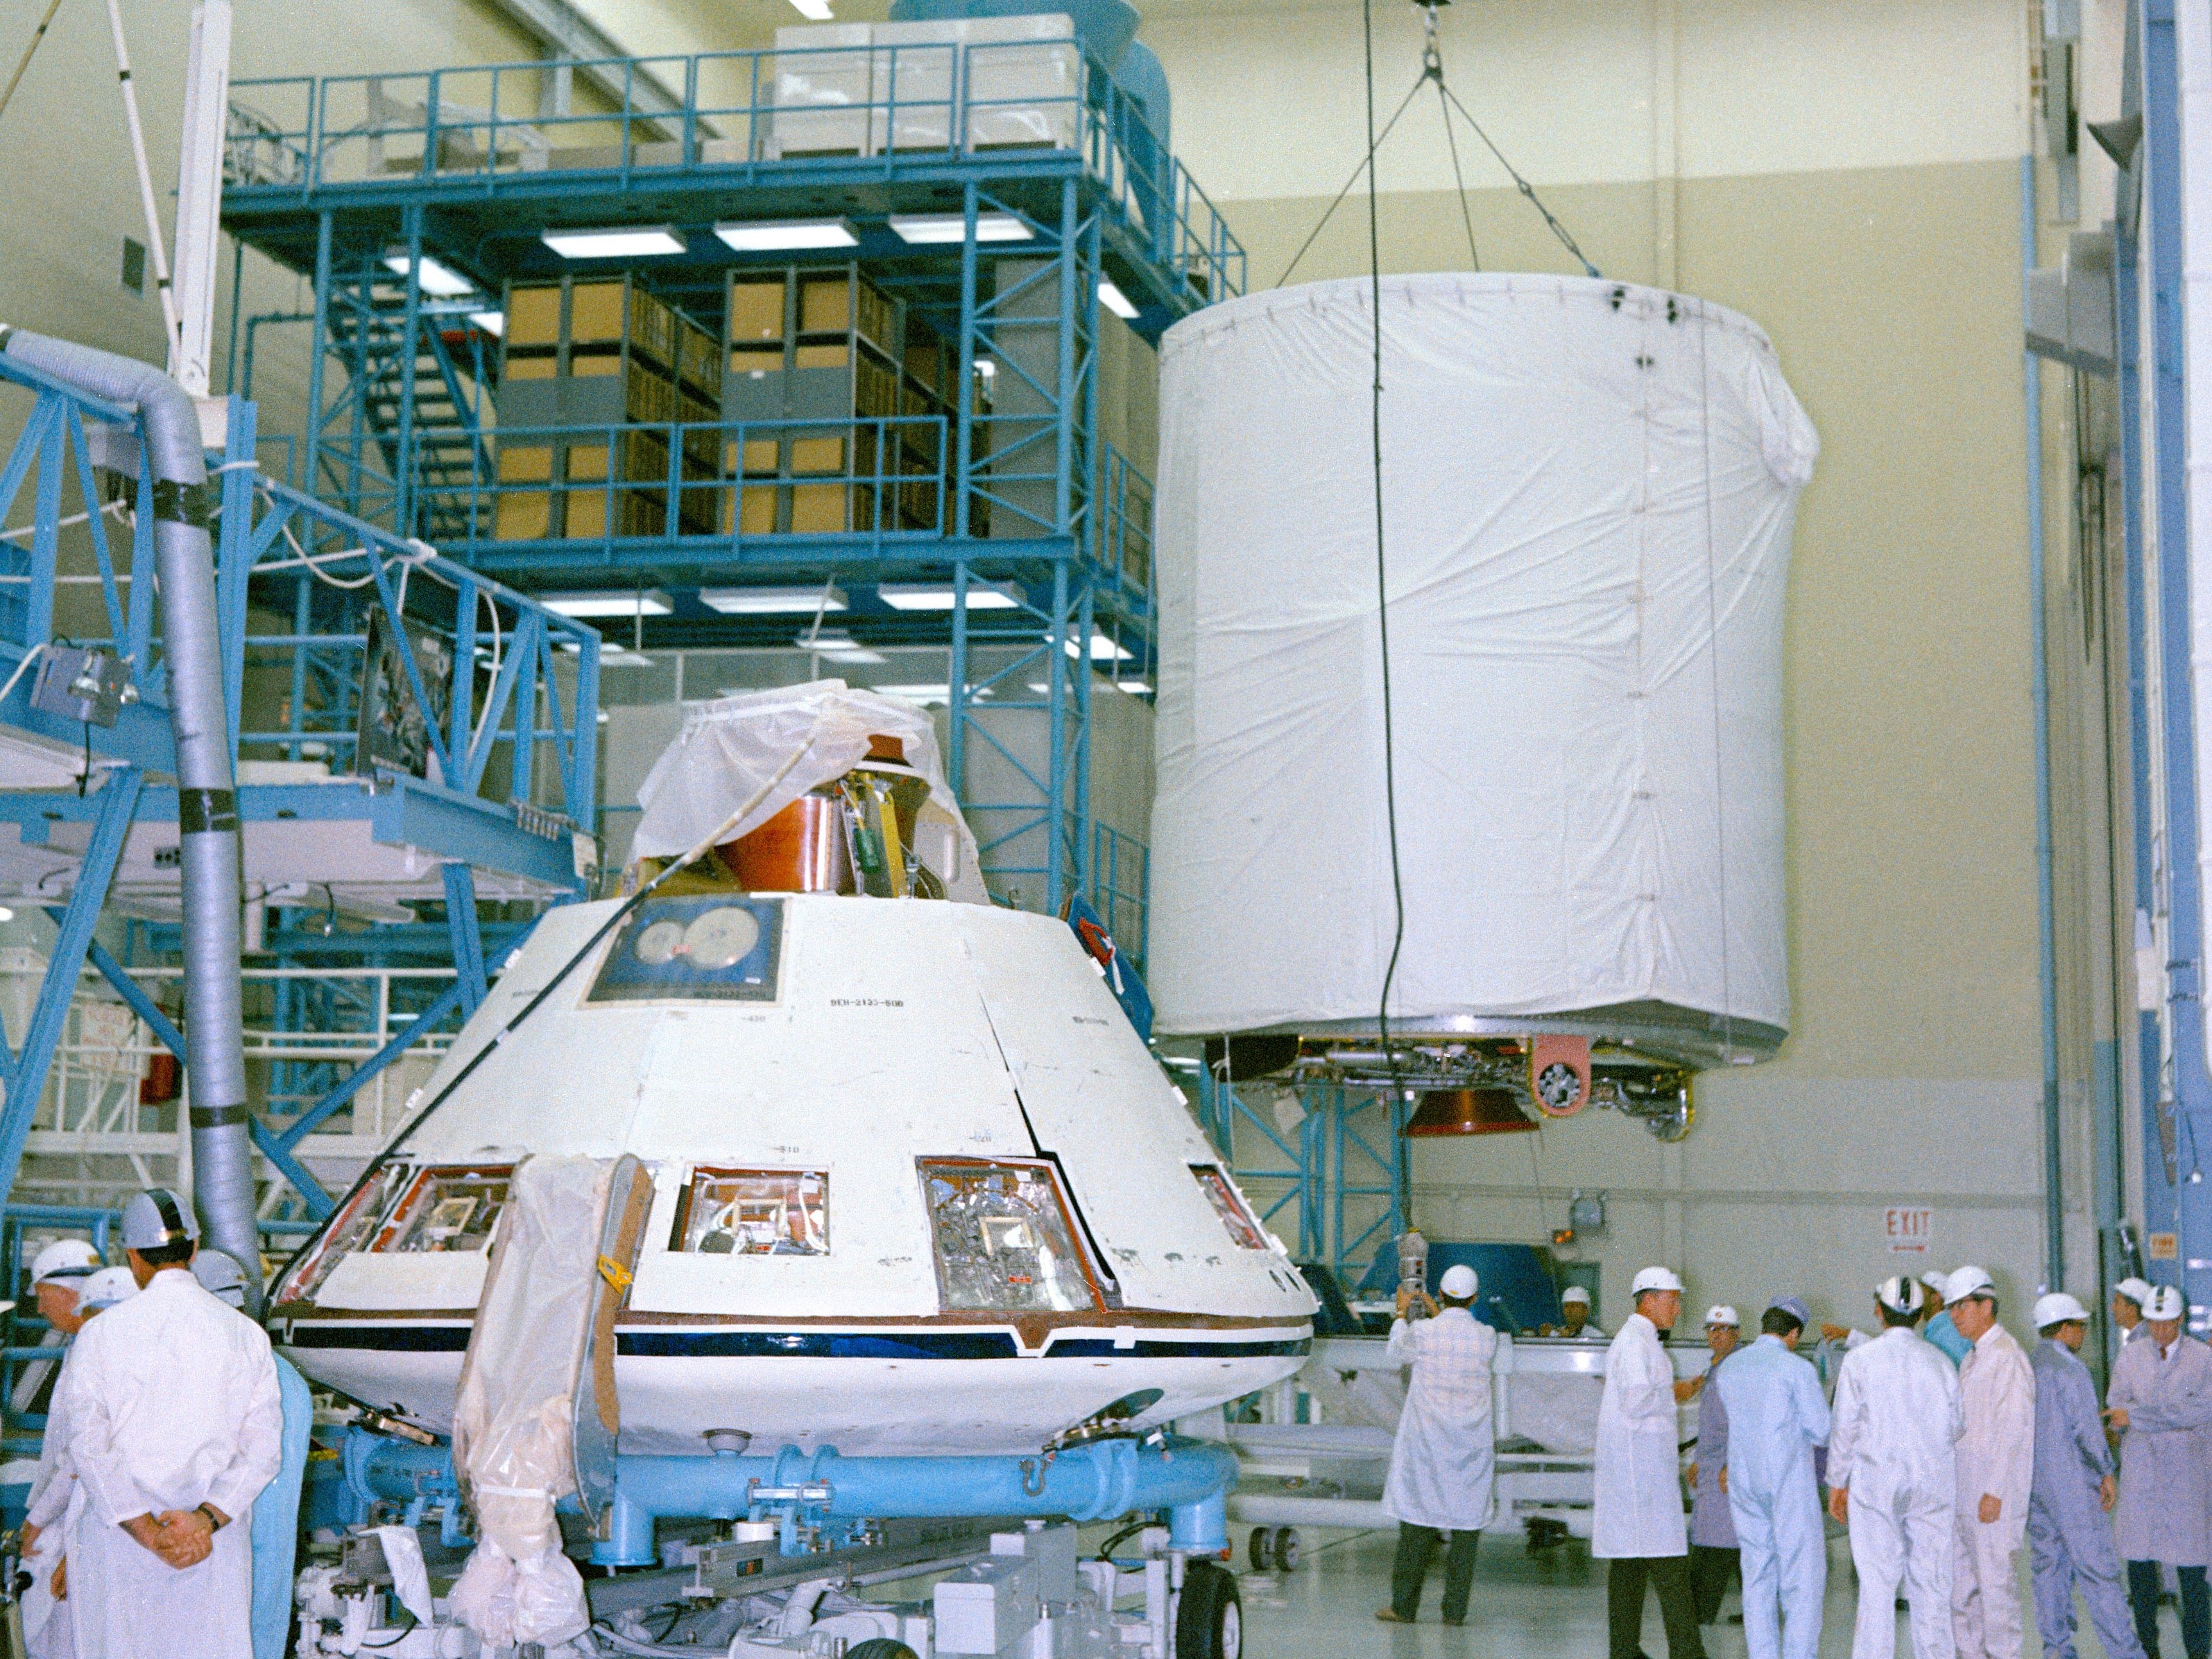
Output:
[1149,273,1817,1037]
[631,680,986,902]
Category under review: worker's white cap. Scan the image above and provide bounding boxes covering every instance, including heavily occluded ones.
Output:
[2144,1286,2185,1321]
[1877,1275,1926,1316]
[28,1238,99,1288]
[1944,1265,1996,1305]
[190,1250,251,1309]
[1560,1285,1591,1306]
[120,1187,198,1253]
[2116,1277,2155,1307]
[2034,1292,2091,1330]
[1921,1271,1950,1299]
[77,1265,137,1313]
[1631,1266,1684,1296]
[1438,1264,1479,1300]
[1704,1305,1739,1327]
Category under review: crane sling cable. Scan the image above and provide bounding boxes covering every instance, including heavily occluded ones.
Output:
[0,0,65,123]
[1279,0,1600,291]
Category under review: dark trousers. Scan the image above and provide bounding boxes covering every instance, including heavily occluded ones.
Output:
[2129,1561,2212,1659]
[1608,1555,1708,1659]
[1391,1524,1480,1621]
[1690,1545,1739,1624]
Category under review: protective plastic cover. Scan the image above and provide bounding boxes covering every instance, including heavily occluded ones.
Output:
[631,680,986,902]
[448,1155,608,1649]
[1149,274,1817,1035]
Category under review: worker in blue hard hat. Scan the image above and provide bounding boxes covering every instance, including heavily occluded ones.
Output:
[1378,1262,1498,1625]
[1715,1298,1831,1659]
[52,1189,282,1659]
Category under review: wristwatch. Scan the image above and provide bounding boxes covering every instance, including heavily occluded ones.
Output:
[195,1504,226,1531]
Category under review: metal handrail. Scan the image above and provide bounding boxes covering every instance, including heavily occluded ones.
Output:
[226,40,1244,309]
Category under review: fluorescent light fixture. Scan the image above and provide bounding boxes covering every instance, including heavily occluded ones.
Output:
[542,590,673,618]
[795,628,886,665]
[700,584,847,614]
[788,0,834,16]
[556,642,655,667]
[540,225,687,259]
[868,685,954,705]
[383,249,477,297]
[1061,631,1133,662]
[889,212,1033,245]
[1098,279,1138,320]
[877,581,1023,611]
[468,310,505,336]
[1115,678,1154,695]
[715,217,857,252]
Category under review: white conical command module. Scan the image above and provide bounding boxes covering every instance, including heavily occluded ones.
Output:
[271,893,1317,1456]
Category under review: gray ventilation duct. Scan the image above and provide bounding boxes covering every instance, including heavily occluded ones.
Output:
[0,327,259,1314]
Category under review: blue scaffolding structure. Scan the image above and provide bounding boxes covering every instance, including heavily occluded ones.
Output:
[219,32,1238,921]
[0,357,599,1230]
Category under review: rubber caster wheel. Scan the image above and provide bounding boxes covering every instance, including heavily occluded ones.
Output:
[846,1643,918,1659]
[1176,1559,1242,1659]
[1247,1525,1275,1572]
[1271,1527,1301,1572]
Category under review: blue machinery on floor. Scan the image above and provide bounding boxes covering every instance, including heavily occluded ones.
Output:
[338,1430,1237,1565]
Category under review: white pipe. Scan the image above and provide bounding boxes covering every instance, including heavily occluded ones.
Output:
[103,0,183,364]
[169,1,232,398]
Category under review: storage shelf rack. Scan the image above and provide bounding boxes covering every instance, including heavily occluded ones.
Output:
[218,33,1237,920]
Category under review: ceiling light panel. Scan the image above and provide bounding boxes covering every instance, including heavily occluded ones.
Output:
[701,585,848,614]
[888,212,1033,245]
[715,218,857,252]
[543,590,674,617]
[540,226,687,259]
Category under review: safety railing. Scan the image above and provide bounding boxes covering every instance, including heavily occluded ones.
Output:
[1090,820,1149,972]
[226,40,1244,311]
[1101,447,1153,601]
[411,413,952,552]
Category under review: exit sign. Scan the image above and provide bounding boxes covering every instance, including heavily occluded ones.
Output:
[1885,1207,1934,1253]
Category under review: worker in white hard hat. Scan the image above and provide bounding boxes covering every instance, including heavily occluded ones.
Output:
[26,1239,98,1331]
[55,1188,282,1659]
[2106,1284,2212,1659]
[19,1265,135,1659]
[2027,1292,2143,1659]
[1595,1266,1705,1659]
[1943,1266,2036,1659]
[1716,1299,1831,1659]
[1921,1270,1973,1368]
[2111,1278,2154,1348]
[1557,1283,1604,1339]
[1687,1307,1744,1624]
[1827,1273,1963,1659]
[1378,1262,1498,1624]
[193,1251,314,1659]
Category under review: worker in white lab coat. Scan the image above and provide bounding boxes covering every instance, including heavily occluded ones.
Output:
[2110,1278,2152,1349]
[2106,1284,2212,1659]
[1827,1274,1963,1659]
[20,1266,139,1659]
[1944,1266,2036,1659]
[1556,1284,1604,1339]
[192,1250,314,1659]
[2025,1292,2143,1659]
[1715,1299,1831,1659]
[1377,1263,1498,1625]
[59,1189,283,1659]
[1595,1266,1705,1659]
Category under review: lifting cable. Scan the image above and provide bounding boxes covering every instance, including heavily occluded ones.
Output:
[1277,2,1601,291]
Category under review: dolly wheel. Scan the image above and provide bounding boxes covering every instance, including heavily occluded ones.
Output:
[1176,1560,1242,1659]
[1247,1526,1275,1572]
[846,1642,918,1659]
[1271,1527,1301,1572]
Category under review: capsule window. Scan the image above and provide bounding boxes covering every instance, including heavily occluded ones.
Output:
[1192,1164,1269,1250]
[271,1161,512,1305]
[670,1167,828,1256]
[918,1158,1103,1314]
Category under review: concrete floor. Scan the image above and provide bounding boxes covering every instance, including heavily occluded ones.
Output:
[1235,1529,2169,1659]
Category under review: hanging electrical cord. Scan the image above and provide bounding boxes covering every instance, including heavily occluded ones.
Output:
[1692,313,1735,1064]
[1362,0,1414,1200]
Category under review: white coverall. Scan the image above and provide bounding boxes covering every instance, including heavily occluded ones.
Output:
[1715,1334,1832,1659]
[59,1268,283,1659]
[1593,1312,1686,1560]
[1829,1326,1964,1659]
[1953,1323,2035,1659]
[1381,1306,1499,1530]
